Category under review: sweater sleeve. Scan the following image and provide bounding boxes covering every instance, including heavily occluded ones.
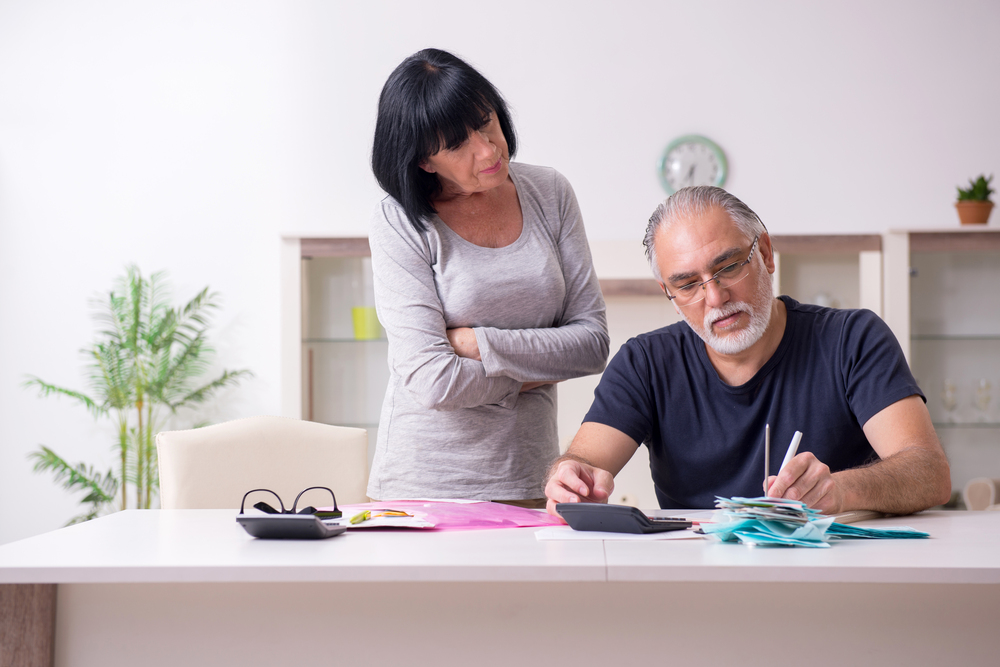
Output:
[369,200,522,411]
[474,170,610,381]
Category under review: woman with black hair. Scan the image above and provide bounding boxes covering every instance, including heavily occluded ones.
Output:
[367,48,609,507]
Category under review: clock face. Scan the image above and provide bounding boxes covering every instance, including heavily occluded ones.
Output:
[659,135,728,194]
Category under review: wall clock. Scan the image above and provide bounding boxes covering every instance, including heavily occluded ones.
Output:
[658,135,728,194]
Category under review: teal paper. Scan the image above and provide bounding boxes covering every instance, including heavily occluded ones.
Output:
[706,496,929,547]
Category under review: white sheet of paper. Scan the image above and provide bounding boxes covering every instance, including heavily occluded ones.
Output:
[534,526,705,541]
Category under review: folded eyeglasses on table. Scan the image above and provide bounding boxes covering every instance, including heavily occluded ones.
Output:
[236,486,346,540]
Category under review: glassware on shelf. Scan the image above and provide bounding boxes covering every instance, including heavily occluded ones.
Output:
[351,257,383,340]
[974,379,992,422]
[941,379,958,423]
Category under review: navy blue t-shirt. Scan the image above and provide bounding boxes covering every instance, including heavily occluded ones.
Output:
[584,297,923,509]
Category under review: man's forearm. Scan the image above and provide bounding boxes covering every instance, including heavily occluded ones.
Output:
[836,446,952,515]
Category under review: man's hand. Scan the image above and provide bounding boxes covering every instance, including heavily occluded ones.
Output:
[544,457,615,517]
[765,452,845,514]
[764,396,951,515]
[446,327,481,361]
[543,423,639,517]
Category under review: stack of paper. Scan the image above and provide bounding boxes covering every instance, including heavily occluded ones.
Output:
[826,523,930,539]
[702,497,928,547]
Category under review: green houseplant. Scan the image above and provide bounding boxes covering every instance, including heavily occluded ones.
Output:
[955,174,994,225]
[25,265,252,523]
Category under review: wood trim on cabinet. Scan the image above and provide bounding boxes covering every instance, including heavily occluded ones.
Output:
[300,238,371,258]
[599,279,663,297]
[770,234,882,253]
[908,229,1000,253]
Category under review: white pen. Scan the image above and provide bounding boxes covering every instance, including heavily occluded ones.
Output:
[779,431,804,474]
[764,423,770,496]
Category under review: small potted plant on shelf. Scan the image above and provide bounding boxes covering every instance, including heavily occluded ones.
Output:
[955,174,994,225]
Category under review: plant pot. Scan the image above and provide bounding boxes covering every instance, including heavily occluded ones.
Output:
[955,200,994,225]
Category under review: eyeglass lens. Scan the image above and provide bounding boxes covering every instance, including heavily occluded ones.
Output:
[669,237,758,307]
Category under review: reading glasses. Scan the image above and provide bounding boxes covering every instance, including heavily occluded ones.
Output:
[665,235,759,308]
[239,486,342,519]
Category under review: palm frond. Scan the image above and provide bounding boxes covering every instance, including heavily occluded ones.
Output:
[150,331,213,402]
[88,344,135,411]
[22,377,104,418]
[29,446,119,524]
[168,369,254,411]
[175,287,220,338]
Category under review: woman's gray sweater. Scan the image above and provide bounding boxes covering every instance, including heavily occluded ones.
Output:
[366,163,609,501]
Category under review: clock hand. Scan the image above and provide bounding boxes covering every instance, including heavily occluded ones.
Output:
[685,164,696,186]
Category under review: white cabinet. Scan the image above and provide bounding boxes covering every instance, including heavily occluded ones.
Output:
[281,233,889,508]
[281,237,387,471]
[771,235,883,316]
[884,229,1000,493]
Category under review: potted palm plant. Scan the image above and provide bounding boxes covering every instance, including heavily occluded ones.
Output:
[25,265,252,523]
[955,174,994,225]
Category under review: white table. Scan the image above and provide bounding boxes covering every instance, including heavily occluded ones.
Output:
[1,510,998,667]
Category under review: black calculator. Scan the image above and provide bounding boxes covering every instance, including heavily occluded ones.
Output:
[556,503,692,534]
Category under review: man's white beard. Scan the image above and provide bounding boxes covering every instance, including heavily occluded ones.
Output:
[684,268,774,355]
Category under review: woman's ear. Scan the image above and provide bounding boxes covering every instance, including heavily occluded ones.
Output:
[418,161,435,174]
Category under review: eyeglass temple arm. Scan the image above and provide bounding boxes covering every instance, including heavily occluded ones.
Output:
[239,488,285,515]
[291,486,338,515]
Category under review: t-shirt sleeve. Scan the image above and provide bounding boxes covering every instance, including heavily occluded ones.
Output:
[582,338,655,446]
[369,200,522,411]
[475,169,610,382]
[841,309,924,426]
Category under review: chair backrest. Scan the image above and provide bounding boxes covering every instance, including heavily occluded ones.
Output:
[156,416,368,510]
[963,477,999,511]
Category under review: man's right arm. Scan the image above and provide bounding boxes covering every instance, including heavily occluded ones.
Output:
[544,422,639,517]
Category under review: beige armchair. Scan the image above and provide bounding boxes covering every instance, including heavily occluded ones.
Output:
[156,416,368,510]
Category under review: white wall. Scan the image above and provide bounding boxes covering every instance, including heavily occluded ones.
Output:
[1,0,998,544]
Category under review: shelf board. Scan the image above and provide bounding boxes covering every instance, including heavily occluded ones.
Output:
[770,234,881,253]
[912,334,1000,341]
[599,279,662,297]
[300,237,371,258]
[304,338,388,343]
[908,229,1000,253]
[932,422,1000,429]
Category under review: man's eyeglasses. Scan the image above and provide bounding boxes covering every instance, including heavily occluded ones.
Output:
[665,235,759,308]
[239,486,342,519]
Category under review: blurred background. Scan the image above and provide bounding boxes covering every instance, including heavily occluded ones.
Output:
[2,0,998,543]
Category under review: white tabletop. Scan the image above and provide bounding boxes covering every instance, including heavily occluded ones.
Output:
[0,509,606,584]
[605,511,1000,584]
[1,509,997,586]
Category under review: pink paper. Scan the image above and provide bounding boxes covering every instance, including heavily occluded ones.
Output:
[326,500,565,531]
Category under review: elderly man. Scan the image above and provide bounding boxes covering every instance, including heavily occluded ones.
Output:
[545,186,950,515]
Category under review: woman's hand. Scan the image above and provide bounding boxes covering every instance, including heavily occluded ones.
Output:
[448,327,560,393]
[446,327,481,361]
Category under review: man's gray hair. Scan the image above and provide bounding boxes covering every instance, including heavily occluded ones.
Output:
[643,186,767,281]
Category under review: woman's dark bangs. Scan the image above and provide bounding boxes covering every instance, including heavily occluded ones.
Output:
[419,90,494,158]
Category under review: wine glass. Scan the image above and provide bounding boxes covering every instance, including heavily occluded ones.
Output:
[974,379,992,422]
[941,379,958,423]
